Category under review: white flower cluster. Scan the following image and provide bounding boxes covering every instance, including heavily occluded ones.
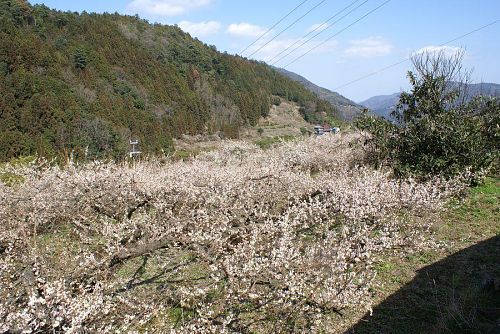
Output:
[0,133,466,333]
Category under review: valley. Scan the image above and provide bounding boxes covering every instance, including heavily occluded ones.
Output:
[0,1,498,333]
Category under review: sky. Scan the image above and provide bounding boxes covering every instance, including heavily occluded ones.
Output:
[29,0,500,102]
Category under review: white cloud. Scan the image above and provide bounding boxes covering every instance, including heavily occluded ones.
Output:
[306,23,329,33]
[344,36,393,58]
[127,0,212,17]
[227,23,267,38]
[178,21,221,37]
[415,45,464,57]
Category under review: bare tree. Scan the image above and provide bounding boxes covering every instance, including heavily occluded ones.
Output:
[395,48,472,123]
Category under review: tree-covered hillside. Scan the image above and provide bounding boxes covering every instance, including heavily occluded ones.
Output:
[0,0,338,161]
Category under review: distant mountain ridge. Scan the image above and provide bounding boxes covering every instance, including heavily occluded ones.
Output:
[275,68,364,121]
[361,82,500,119]
[460,82,500,98]
[360,93,401,120]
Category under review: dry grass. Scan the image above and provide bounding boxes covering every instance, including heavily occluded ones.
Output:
[173,99,314,158]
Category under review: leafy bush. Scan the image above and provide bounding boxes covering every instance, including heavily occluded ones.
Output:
[271,96,281,106]
[253,135,295,149]
[356,50,499,181]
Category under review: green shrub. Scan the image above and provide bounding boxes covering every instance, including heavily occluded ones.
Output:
[254,135,295,149]
[0,171,24,186]
[0,155,36,186]
[356,50,499,181]
[271,96,281,106]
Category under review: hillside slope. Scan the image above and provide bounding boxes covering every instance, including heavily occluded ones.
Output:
[0,0,337,161]
[275,67,363,121]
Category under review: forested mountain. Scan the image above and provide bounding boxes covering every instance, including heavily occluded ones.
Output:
[359,92,401,120]
[361,83,500,120]
[275,67,363,121]
[457,82,500,98]
[0,0,338,161]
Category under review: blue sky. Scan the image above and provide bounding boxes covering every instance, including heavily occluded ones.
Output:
[29,0,500,101]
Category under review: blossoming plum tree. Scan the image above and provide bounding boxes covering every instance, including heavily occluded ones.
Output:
[0,133,467,333]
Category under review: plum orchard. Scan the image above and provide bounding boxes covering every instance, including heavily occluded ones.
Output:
[0,133,467,333]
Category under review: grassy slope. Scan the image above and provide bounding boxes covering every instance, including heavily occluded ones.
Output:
[275,67,364,121]
[172,99,314,156]
[344,177,500,333]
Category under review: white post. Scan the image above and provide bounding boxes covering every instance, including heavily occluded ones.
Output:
[129,139,141,159]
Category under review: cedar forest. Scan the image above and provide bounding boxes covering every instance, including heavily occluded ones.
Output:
[0,0,338,161]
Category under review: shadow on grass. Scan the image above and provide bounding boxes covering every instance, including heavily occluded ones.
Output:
[346,235,500,334]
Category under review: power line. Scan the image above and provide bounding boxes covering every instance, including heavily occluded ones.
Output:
[335,59,409,90]
[270,0,369,65]
[247,0,328,58]
[334,18,500,90]
[267,0,364,64]
[240,0,310,55]
[283,0,392,68]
